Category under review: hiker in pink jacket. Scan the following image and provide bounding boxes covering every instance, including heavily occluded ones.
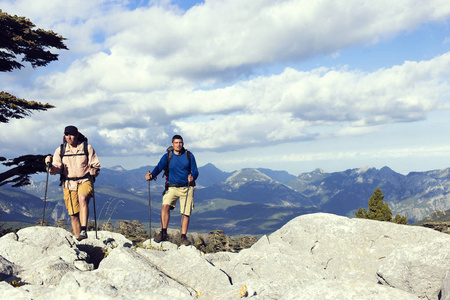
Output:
[45,125,100,241]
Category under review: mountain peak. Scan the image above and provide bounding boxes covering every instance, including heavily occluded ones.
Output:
[107,165,126,172]
[201,163,221,171]
[356,166,372,174]
[225,168,272,187]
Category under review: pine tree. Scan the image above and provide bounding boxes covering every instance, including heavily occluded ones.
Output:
[0,10,67,187]
[393,214,408,225]
[365,187,392,221]
[355,207,368,219]
[0,92,54,123]
[355,187,408,224]
[0,10,68,72]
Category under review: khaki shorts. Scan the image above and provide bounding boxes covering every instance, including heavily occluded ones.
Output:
[63,180,93,215]
[163,186,194,216]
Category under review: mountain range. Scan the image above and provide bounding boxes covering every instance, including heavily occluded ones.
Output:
[2,163,450,235]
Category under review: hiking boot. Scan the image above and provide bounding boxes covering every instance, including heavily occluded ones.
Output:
[154,231,168,243]
[180,235,191,246]
[77,230,87,241]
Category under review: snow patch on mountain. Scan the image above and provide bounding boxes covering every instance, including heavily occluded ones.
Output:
[225,168,273,188]
[356,166,371,174]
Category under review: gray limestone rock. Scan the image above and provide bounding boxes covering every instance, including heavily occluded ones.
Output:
[0,226,91,286]
[222,213,450,299]
[377,241,450,299]
[137,243,233,298]
[1,213,449,299]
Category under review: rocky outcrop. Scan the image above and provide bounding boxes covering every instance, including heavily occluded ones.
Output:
[219,213,450,299]
[1,213,450,299]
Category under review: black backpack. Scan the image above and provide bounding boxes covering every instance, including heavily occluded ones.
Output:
[59,133,90,185]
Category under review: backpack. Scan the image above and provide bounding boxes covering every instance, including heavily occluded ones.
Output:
[59,133,91,185]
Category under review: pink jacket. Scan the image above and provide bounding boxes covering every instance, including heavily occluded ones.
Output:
[51,141,101,190]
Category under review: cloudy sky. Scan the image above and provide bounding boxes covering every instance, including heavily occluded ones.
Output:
[1,0,450,176]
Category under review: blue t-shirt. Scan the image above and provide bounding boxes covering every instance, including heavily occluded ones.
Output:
[151,150,198,185]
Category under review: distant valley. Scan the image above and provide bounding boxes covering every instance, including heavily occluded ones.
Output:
[2,164,450,235]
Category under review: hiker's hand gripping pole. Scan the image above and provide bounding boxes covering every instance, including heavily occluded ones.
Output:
[145,171,154,181]
[187,174,194,183]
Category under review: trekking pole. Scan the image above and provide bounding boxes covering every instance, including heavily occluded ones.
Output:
[90,174,98,239]
[147,171,152,240]
[181,180,191,228]
[41,161,51,226]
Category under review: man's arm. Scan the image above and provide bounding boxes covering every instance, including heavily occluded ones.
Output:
[88,145,101,176]
[146,153,168,180]
[49,147,62,175]
[189,153,199,180]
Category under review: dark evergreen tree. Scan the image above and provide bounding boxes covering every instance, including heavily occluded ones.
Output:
[0,10,67,187]
[355,207,367,219]
[356,187,408,224]
[0,10,68,72]
[393,214,408,225]
[0,92,54,123]
[0,154,47,187]
[366,187,392,221]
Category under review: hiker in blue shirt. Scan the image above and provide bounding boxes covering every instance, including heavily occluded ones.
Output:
[146,135,199,246]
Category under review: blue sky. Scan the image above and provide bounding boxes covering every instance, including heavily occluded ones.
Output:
[1,0,450,176]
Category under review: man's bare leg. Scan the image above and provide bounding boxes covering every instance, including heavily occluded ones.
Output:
[78,194,90,227]
[181,214,190,235]
[71,214,81,238]
[161,204,171,229]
